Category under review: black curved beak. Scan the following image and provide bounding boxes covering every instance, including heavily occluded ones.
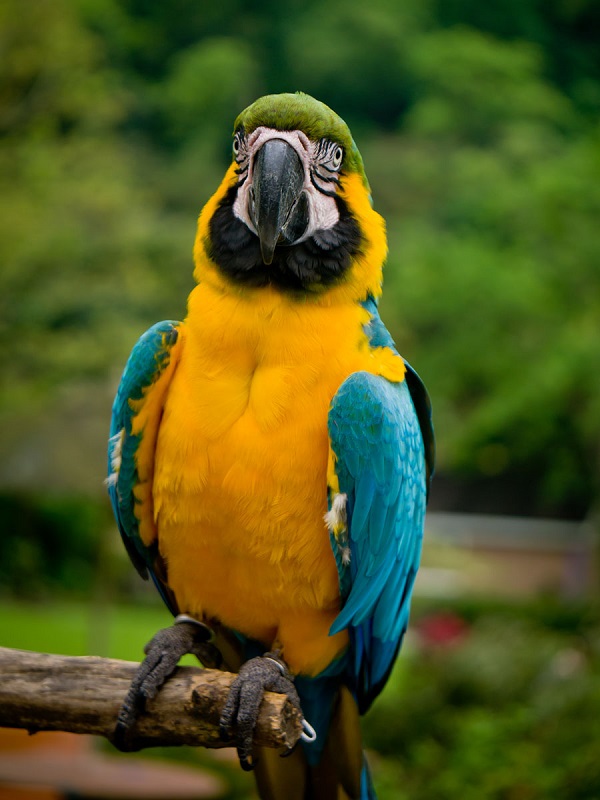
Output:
[249,138,308,265]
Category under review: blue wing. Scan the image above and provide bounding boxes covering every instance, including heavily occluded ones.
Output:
[327,298,434,713]
[361,295,435,493]
[107,320,181,612]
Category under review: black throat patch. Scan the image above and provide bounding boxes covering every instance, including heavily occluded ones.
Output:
[207,185,363,292]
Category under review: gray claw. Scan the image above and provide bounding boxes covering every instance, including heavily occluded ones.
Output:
[113,619,213,751]
[219,652,304,771]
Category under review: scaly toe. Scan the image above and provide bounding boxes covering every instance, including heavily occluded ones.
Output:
[219,653,307,770]
[113,617,214,750]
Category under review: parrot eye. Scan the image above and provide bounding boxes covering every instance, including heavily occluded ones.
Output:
[311,138,344,196]
[233,131,249,183]
[315,139,344,173]
[233,131,248,162]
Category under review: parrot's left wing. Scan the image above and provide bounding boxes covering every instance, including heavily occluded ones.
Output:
[327,370,429,713]
[107,320,183,613]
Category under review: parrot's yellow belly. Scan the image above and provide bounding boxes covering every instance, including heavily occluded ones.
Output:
[151,282,404,675]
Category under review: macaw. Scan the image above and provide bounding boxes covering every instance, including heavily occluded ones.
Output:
[107,92,434,800]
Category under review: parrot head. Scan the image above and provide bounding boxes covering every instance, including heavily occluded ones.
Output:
[195,92,387,297]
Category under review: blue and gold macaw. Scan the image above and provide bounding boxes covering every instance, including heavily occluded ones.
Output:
[107,93,434,800]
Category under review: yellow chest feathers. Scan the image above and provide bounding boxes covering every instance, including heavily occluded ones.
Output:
[150,283,404,664]
[153,283,403,525]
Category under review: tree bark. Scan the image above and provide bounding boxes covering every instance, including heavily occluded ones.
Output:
[0,646,302,752]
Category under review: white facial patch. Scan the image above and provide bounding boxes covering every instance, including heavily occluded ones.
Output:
[233,127,341,242]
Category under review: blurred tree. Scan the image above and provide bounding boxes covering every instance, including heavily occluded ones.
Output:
[285,0,432,131]
[0,492,108,597]
[158,37,258,147]
[371,28,600,515]
[364,602,600,799]
[406,27,575,144]
[0,0,598,517]
[0,0,194,491]
[432,0,600,118]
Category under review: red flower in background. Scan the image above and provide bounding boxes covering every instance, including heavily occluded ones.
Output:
[416,612,469,649]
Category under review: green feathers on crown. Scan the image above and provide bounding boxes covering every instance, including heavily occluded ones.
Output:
[234,92,368,185]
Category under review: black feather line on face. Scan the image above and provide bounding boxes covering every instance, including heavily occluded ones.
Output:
[207,185,362,292]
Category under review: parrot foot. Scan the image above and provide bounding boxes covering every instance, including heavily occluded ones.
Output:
[112,615,217,751]
[219,652,314,771]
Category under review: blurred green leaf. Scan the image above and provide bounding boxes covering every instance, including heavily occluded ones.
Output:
[1,0,599,511]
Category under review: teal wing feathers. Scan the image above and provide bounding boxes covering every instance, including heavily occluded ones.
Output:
[327,298,434,713]
[361,295,434,491]
[107,320,181,610]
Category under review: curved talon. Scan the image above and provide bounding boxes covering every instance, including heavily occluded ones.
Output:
[219,652,307,771]
[240,754,258,772]
[113,619,215,751]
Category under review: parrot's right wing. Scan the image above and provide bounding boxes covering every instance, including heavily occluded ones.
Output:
[107,320,183,613]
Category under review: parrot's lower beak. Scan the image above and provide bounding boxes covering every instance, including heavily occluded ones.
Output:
[249,138,308,265]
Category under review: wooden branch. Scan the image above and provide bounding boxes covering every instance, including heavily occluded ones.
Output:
[0,646,302,752]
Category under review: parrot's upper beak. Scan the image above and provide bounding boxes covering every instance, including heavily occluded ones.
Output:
[249,138,308,265]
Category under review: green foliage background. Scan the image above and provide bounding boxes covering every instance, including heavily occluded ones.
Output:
[2,0,599,520]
